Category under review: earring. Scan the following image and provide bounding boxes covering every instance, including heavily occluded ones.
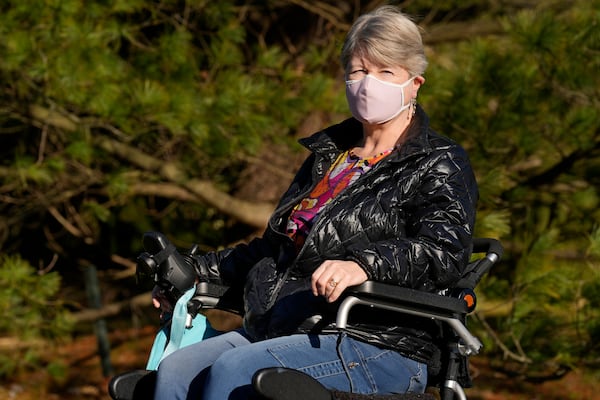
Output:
[408,98,417,119]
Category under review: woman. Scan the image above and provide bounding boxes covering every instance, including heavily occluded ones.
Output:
[153,5,477,399]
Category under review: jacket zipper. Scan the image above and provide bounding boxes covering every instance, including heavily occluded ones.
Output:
[264,150,337,310]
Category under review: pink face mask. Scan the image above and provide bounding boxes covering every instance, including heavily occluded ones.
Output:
[346,74,413,124]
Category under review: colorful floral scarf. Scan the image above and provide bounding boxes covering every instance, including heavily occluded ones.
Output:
[286,148,393,250]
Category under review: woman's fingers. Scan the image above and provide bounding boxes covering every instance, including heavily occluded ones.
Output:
[152,286,173,313]
[152,297,161,309]
[311,260,368,303]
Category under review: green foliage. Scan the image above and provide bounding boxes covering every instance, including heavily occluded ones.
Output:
[0,255,73,378]
[1,0,341,170]
[0,0,344,260]
[421,0,600,374]
[424,1,600,252]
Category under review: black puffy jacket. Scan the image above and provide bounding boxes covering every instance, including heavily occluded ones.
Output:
[199,106,478,372]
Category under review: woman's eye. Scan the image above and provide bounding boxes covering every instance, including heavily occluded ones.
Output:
[382,70,394,75]
[348,69,366,79]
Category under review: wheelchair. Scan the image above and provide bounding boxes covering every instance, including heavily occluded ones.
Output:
[108,237,502,400]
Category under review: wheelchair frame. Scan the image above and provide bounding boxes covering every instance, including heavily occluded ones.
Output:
[109,238,502,400]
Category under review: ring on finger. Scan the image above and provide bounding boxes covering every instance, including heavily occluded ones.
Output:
[329,278,338,288]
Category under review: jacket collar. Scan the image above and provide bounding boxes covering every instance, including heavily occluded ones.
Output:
[298,118,362,155]
[393,106,434,161]
[299,105,434,160]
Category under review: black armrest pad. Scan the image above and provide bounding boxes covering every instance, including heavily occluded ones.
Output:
[346,281,468,314]
[196,282,229,298]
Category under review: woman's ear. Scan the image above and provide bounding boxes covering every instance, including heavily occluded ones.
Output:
[412,75,425,97]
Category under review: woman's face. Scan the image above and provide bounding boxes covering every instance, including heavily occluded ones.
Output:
[344,54,425,125]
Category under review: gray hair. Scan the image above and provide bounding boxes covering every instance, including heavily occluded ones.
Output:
[341,6,428,77]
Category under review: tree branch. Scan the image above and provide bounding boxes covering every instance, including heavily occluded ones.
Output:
[70,292,152,323]
[423,20,504,44]
[27,104,275,230]
[285,0,351,31]
[95,137,274,229]
[47,206,84,238]
[475,312,533,364]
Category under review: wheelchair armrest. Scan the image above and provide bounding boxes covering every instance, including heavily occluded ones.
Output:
[191,281,230,309]
[346,281,469,314]
[188,282,244,332]
[336,281,482,355]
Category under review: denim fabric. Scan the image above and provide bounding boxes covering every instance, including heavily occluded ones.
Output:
[154,329,252,400]
[154,330,427,400]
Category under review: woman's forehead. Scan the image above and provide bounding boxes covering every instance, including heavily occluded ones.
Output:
[349,46,397,66]
[348,54,403,70]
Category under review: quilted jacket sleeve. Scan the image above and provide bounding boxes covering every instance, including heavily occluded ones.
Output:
[189,235,276,286]
[347,144,478,291]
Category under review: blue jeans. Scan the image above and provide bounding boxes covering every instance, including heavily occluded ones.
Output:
[154,329,427,400]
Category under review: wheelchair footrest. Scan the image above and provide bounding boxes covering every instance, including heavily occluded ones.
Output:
[253,367,332,400]
[108,369,156,400]
[253,367,435,400]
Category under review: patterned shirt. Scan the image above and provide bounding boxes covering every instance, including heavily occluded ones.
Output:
[286,148,394,250]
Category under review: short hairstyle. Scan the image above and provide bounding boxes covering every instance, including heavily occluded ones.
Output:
[341,6,428,77]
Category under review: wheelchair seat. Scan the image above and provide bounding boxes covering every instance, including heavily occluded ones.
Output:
[108,238,502,400]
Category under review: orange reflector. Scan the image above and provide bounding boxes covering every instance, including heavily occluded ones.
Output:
[463,294,475,308]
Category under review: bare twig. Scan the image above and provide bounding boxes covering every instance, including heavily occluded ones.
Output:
[285,0,350,31]
[66,202,95,244]
[109,254,137,280]
[71,291,152,323]
[37,124,48,165]
[475,312,532,364]
[38,253,59,275]
[48,206,83,238]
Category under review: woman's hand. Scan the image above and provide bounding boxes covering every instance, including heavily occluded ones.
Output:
[152,285,174,320]
[311,260,368,303]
